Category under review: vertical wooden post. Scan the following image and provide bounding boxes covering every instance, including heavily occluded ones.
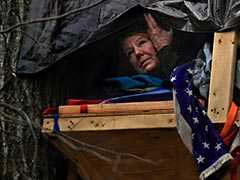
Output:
[208,31,238,122]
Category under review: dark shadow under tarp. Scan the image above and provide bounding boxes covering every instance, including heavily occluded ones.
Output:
[17,0,240,74]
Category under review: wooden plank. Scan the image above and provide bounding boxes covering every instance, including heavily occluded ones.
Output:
[42,110,232,133]
[58,101,173,115]
[42,113,176,133]
[45,129,200,180]
[57,109,174,117]
[42,107,235,133]
[208,31,238,122]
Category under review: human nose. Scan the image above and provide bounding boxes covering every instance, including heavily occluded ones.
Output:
[134,46,144,59]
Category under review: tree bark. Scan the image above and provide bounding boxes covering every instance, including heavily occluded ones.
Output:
[0,0,66,179]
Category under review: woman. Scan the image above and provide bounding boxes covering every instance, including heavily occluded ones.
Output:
[119,13,209,80]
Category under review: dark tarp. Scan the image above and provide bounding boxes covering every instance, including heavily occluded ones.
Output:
[17,0,240,74]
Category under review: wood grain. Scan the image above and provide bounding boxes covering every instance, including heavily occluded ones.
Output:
[208,31,238,122]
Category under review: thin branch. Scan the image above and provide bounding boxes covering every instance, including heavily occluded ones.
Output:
[0,0,105,34]
[59,133,157,165]
[0,127,23,142]
[48,133,159,176]
[0,111,27,126]
[0,102,39,177]
[56,134,112,163]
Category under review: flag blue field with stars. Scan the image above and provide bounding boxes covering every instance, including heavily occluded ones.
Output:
[171,62,233,180]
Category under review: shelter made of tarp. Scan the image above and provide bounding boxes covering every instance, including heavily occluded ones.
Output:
[17,0,240,74]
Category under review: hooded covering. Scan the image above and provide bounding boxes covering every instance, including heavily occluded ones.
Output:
[17,0,240,74]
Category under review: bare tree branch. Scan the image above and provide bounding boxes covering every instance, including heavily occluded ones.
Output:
[0,102,39,179]
[57,133,157,165]
[0,0,105,34]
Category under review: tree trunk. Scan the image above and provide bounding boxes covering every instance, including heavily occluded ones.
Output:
[0,0,66,179]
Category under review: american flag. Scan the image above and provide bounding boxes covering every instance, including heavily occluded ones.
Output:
[171,62,233,179]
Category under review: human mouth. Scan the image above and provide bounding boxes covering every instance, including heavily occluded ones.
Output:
[140,58,151,69]
[139,58,156,73]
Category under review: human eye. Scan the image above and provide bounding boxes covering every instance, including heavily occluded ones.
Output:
[126,49,134,57]
[138,39,148,46]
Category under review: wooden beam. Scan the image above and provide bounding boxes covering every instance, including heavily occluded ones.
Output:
[58,101,173,115]
[208,31,238,122]
[42,109,233,133]
[42,113,176,133]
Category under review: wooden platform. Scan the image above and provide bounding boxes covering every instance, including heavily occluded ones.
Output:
[42,31,240,180]
[42,100,232,180]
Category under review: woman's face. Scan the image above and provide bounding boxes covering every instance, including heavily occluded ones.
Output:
[122,33,159,74]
